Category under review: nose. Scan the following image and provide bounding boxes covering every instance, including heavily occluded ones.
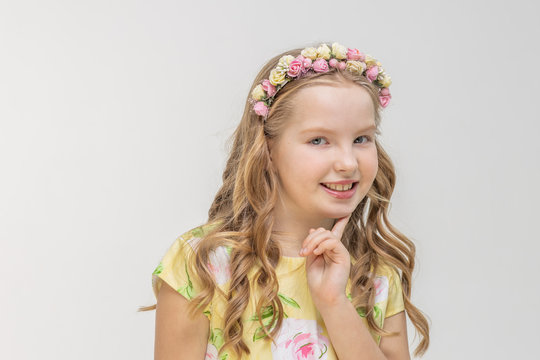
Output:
[334,146,357,173]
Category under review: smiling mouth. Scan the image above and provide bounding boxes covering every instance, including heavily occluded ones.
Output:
[321,182,358,191]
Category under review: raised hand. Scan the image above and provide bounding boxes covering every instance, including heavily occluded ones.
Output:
[300,215,352,308]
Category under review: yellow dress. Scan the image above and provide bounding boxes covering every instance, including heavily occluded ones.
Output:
[152,221,405,360]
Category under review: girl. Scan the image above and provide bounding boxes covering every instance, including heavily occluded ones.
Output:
[139,42,430,360]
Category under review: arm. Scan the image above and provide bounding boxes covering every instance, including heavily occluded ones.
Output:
[154,281,210,360]
[318,298,410,360]
[379,311,410,360]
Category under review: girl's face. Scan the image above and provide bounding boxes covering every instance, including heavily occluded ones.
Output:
[268,83,379,223]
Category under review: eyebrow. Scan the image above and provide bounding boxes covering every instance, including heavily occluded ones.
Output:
[300,124,377,134]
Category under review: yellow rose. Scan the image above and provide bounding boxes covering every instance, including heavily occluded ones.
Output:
[331,42,347,60]
[269,68,286,86]
[301,47,318,60]
[277,55,295,70]
[251,84,266,101]
[365,54,378,67]
[316,44,331,60]
[345,61,366,75]
[378,73,392,88]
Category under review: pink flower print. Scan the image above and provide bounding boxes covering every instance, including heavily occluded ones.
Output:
[207,246,232,286]
[205,343,218,360]
[373,275,389,303]
[186,236,232,286]
[271,318,329,360]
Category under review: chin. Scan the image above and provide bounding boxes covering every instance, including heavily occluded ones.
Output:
[320,209,356,220]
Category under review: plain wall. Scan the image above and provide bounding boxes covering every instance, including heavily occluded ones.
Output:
[1,0,539,358]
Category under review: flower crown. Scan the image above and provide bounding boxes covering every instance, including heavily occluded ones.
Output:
[249,42,392,120]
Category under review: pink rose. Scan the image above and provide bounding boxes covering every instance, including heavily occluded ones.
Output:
[347,48,365,62]
[337,61,347,70]
[262,79,276,97]
[380,87,390,96]
[328,58,338,68]
[302,58,312,72]
[254,101,269,116]
[366,65,379,82]
[312,58,329,73]
[379,93,392,108]
[271,318,330,360]
[287,58,304,77]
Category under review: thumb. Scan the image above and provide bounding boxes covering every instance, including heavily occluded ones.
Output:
[331,214,352,239]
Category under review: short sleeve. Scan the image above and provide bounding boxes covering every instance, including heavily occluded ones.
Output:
[151,230,212,320]
[384,265,405,318]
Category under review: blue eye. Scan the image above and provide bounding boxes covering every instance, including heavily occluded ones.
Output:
[355,136,372,144]
[310,137,327,145]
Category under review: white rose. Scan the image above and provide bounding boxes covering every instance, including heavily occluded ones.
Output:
[316,44,331,60]
[331,42,348,60]
[301,47,318,60]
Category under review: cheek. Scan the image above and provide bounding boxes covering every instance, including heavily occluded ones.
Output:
[361,149,379,179]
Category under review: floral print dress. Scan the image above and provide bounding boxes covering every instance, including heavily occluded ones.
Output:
[152,222,405,360]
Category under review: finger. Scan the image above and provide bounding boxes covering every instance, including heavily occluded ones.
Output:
[302,230,333,256]
[331,214,352,239]
[302,227,326,249]
[312,238,338,255]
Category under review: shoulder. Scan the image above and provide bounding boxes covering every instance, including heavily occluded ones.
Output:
[177,220,233,286]
[151,220,231,321]
[374,261,400,282]
[374,260,406,318]
[359,260,401,305]
[177,220,223,247]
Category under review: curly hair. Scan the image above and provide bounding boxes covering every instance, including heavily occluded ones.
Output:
[140,43,430,358]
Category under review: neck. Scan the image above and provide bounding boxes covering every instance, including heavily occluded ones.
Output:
[271,207,335,257]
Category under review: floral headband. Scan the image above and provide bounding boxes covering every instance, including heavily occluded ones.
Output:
[249,42,392,121]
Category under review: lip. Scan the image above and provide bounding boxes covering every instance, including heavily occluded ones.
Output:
[320,182,358,199]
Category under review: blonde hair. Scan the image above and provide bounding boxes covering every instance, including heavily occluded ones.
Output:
[139,43,430,358]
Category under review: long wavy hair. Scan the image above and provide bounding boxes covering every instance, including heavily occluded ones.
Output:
[140,43,430,358]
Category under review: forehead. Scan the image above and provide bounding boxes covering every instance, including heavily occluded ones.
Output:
[288,83,376,131]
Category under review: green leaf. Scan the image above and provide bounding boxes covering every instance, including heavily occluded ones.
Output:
[191,227,204,237]
[177,285,193,300]
[373,305,382,320]
[278,293,300,309]
[319,343,328,358]
[252,320,278,342]
[152,262,163,275]
[356,306,367,317]
[248,305,274,321]
[253,327,267,341]
[210,328,224,349]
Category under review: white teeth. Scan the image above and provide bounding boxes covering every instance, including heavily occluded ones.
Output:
[323,183,354,191]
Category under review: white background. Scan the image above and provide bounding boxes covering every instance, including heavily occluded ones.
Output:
[1,0,539,359]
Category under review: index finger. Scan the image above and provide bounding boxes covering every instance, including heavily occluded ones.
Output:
[331,214,352,239]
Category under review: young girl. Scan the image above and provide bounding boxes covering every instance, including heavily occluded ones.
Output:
[139,42,430,360]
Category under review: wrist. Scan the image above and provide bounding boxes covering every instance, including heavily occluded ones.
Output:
[314,294,350,314]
